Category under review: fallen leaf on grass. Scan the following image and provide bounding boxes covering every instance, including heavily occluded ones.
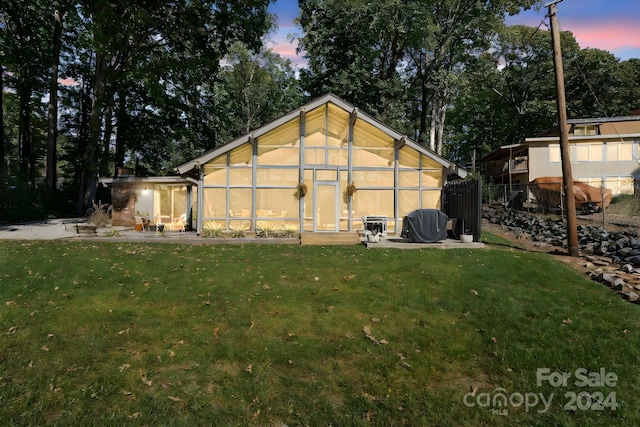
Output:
[213,327,220,338]
[168,396,183,402]
[341,274,355,282]
[245,364,253,374]
[470,289,479,295]
[41,345,49,352]
[7,326,17,334]
[363,325,388,345]
[119,363,131,372]
[128,412,141,419]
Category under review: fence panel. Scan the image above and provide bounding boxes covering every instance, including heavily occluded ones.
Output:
[443,178,482,242]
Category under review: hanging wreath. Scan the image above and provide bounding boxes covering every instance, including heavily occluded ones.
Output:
[346,183,357,196]
[294,182,308,200]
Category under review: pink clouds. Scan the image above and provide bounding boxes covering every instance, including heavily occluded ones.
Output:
[506,5,640,61]
[568,22,640,55]
[266,31,307,68]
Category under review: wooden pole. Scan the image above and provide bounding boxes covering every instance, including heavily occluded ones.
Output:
[548,0,579,256]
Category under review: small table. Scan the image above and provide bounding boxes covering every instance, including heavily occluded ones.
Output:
[362,216,387,237]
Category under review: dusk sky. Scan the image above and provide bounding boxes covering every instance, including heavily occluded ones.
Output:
[266,0,640,69]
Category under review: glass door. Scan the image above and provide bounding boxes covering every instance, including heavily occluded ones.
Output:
[315,182,339,232]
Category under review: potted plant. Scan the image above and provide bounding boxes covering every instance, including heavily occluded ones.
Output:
[460,229,473,243]
[459,220,473,243]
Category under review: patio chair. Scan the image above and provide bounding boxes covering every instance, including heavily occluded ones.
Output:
[167,214,186,232]
[135,216,147,232]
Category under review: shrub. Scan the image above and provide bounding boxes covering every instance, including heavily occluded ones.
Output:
[256,220,278,238]
[202,221,224,238]
[87,202,112,228]
[229,221,248,238]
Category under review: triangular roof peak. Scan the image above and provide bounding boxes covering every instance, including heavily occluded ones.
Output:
[177,94,463,176]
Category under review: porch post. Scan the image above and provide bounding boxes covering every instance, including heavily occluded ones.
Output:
[299,109,306,233]
[347,108,357,232]
[196,165,204,235]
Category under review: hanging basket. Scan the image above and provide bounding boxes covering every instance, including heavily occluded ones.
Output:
[294,182,308,200]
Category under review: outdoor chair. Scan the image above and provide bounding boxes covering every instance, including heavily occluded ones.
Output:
[166,214,186,232]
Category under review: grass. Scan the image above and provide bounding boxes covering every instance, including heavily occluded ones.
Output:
[607,193,640,216]
[1,237,639,425]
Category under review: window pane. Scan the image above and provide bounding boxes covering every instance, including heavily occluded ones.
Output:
[353,119,394,166]
[256,168,298,186]
[305,106,326,147]
[399,190,419,217]
[421,154,442,169]
[230,144,252,165]
[229,168,252,186]
[327,102,349,147]
[590,144,602,161]
[576,145,589,161]
[549,145,561,162]
[399,146,420,168]
[203,188,226,218]
[422,171,442,188]
[305,148,325,165]
[316,170,336,181]
[352,170,394,187]
[620,143,633,161]
[204,166,226,185]
[421,190,441,209]
[328,148,348,165]
[258,118,300,165]
[352,189,394,217]
[399,170,419,187]
[229,188,251,217]
[255,189,299,218]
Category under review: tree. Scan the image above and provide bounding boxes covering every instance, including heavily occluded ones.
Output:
[0,0,52,184]
[75,0,273,211]
[564,48,627,117]
[221,42,303,137]
[46,4,70,196]
[297,0,540,154]
[447,24,582,163]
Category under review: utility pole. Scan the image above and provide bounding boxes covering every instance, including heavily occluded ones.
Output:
[547,0,579,257]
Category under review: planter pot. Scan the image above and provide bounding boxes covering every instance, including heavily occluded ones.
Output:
[367,234,380,243]
[460,234,473,243]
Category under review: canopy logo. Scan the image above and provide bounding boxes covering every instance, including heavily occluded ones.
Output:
[463,368,618,416]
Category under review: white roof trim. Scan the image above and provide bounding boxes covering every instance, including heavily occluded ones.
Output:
[176,94,459,174]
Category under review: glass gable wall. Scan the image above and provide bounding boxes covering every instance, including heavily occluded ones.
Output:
[197,100,448,234]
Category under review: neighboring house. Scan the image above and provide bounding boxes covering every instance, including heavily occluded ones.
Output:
[102,94,467,235]
[482,115,640,195]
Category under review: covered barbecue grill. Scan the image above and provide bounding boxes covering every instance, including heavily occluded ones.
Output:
[400,209,448,243]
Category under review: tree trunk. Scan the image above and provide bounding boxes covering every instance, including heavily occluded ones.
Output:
[114,94,127,172]
[429,103,437,152]
[0,65,5,181]
[46,9,65,195]
[78,51,108,212]
[18,83,34,184]
[99,102,114,178]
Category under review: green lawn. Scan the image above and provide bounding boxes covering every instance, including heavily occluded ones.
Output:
[1,237,638,426]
